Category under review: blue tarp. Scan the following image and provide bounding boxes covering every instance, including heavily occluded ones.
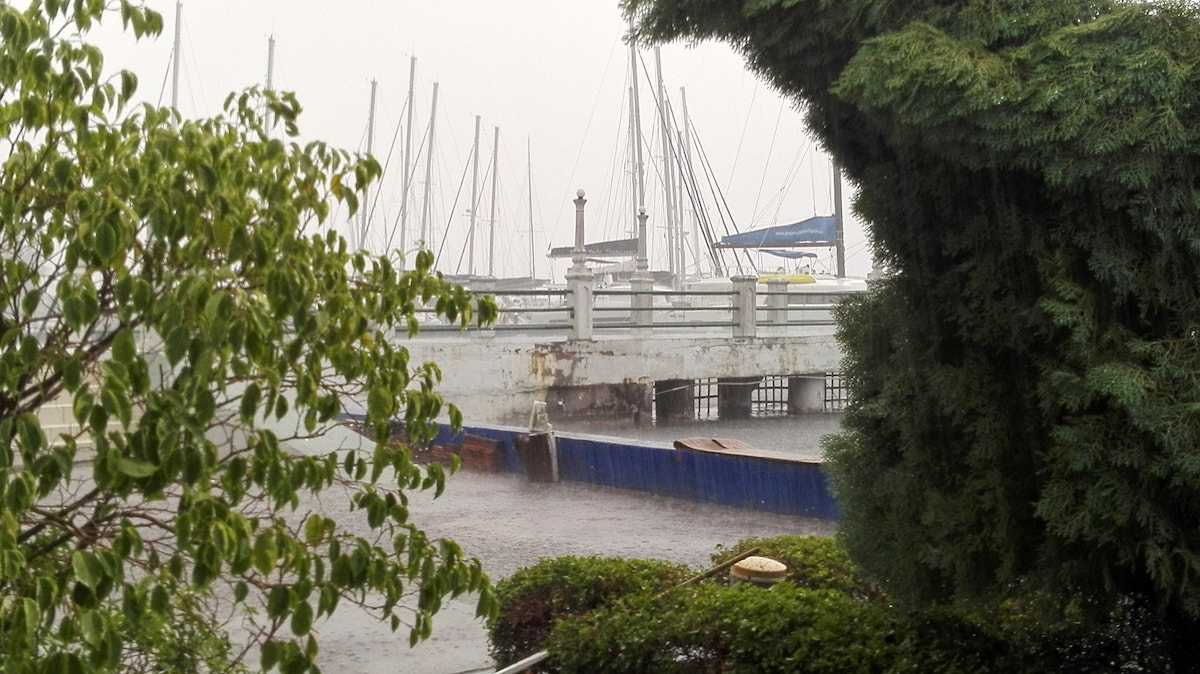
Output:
[716,215,836,248]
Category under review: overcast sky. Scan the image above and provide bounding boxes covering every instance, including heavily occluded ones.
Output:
[87,0,871,280]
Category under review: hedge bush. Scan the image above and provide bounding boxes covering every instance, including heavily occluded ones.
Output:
[711,535,879,599]
[546,582,917,674]
[487,556,690,668]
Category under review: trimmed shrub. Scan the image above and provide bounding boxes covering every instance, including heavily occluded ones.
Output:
[711,535,879,599]
[487,556,690,668]
[546,582,917,674]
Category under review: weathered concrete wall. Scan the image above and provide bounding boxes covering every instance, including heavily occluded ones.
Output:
[397,334,843,425]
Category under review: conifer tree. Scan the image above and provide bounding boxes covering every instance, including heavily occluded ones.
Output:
[627,0,1200,660]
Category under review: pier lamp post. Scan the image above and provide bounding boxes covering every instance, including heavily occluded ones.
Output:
[566,190,594,340]
[631,207,653,332]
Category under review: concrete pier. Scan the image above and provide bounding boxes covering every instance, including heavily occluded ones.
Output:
[717,376,762,420]
[788,375,826,414]
[654,379,694,421]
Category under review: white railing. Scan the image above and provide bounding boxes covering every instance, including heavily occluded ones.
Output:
[410,277,865,340]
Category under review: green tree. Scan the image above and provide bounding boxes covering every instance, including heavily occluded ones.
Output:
[627,0,1200,665]
[0,1,497,671]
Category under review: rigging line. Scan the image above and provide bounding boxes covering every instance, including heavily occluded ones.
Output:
[602,86,628,240]
[778,142,815,220]
[156,50,173,108]
[676,131,724,275]
[726,81,758,194]
[751,100,785,228]
[693,125,756,275]
[454,152,495,275]
[383,120,431,253]
[435,145,475,271]
[181,31,207,116]
[554,34,623,243]
[367,97,411,251]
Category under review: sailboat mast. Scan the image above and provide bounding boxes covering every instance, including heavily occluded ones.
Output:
[834,162,845,278]
[265,35,275,130]
[489,126,499,278]
[627,87,638,236]
[400,56,416,263]
[653,47,678,288]
[171,1,181,109]
[420,82,438,250]
[469,115,480,276]
[680,87,701,277]
[629,24,649,277]
[527,138,535,279]
[360,79,377,252]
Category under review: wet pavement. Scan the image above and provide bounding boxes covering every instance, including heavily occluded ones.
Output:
[309,466,837,673]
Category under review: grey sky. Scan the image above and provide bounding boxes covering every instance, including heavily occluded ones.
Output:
[89,0,871,279]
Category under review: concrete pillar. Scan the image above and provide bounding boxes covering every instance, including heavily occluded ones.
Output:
[631,208,654,335]
[654,379,694,421]
[717,376,760,420]
[766,278,788,328]
[631,277,653,334]
[788,375,825,414]
[731,275,757,338]
[565,190,594,341]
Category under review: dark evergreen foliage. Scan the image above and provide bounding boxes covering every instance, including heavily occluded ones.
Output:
[487,556,689,669]
[626,0,1200,664]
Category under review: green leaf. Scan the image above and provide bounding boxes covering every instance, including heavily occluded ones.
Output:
[95,220,118,264]
[240,382,261,423]
[304,515,323,544]
[111,328,135,364]
[115,457,156,478]
[266,586,289,619]
[291,600,313,636]
[119,69,136,102]
[72,551,103,589]
[164,324,189,366]
[254,530,278,575]
[79,611,103,646]
[21,597,40,645]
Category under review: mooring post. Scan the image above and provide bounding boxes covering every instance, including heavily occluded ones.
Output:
[731,275,757,338]
[566,189,594,341]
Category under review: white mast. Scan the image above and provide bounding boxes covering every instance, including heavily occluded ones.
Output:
[265,35,275,131]
[360,79,377,252]
[527,138,535,279]
[171,2,181,109]
[489,126,499,278]
[420,82,438,250]
[680,87,701,278]
[653,47,679,288]
[469,115,480,276]
[834,163,845,277]
[400,56,416,264]
[629,24,649,279]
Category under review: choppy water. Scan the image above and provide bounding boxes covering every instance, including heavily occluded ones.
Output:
[552,413,843,462]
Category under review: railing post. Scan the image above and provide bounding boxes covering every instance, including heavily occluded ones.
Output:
[566,190,594,341]
[766,277,788,329]
[731,275,757,338]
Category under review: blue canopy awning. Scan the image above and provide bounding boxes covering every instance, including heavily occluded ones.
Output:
[715,215,836,248]
[760,250,818,260]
